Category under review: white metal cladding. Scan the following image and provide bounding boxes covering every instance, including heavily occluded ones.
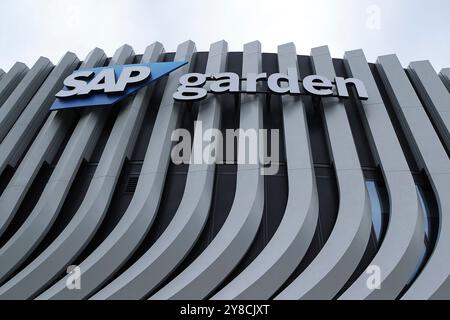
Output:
[212,42,319,300]
[0,41,448,300]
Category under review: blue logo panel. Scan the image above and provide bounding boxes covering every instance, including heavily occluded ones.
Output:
[50,61,187,111]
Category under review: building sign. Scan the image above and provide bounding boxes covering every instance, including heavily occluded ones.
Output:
[52,63,368,111]
[51,61,187,110]
[173,69,369,102]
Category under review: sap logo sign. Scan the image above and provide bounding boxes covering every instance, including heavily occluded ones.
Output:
[51,61,187,111]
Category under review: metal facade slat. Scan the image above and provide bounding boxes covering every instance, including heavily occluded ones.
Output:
[339,49,424,299]
[440,68,450,91]
[0,47,132,283]
[0,57,53,142]
[212,42,319,300]
[147,40,265,300]
[0,53,79,173]
[276,46,372,300]
[0,62,29,107]
[92,40,227,300]
[0,43,164,299]
[409,61,450,153]
[0,48,106,239]
[38,40,196,300]
[376,54,450,300]
[0,48,127,299]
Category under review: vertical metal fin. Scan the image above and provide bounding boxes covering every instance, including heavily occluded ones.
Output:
[147,40,265,300]
[408,61,450,153]
[276,46,372,300]
[0,57,53,142]
[0,53,79,173]
[91,40,227,300]
[0,48,106,239]
[440,68,450,91]
[0,47,133,284]
[0,62,29,107]
[339,49,424,299]
[212,42,319,300]
[377,54,450,300]
[38,40,196,300]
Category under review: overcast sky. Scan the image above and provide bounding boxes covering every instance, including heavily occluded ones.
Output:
[0,0,448,72]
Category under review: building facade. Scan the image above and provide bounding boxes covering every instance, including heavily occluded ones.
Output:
[0,40,449,300]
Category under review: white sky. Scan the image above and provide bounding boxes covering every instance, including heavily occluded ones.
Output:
[0,0,449,72]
